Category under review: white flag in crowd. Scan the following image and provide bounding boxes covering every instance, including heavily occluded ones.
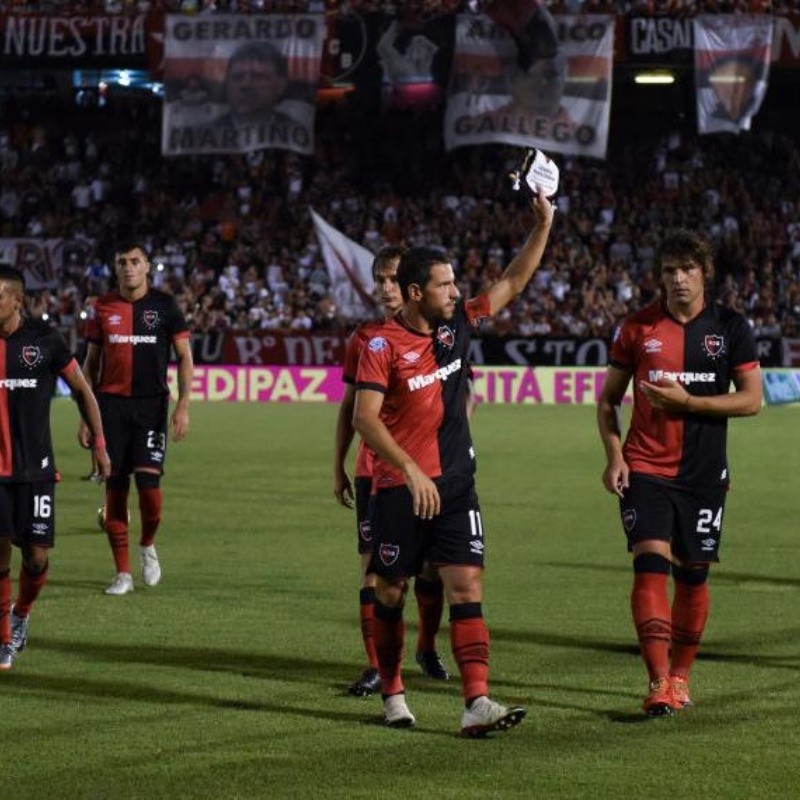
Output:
[310,210,376,320]
[444,14,614,159]
[694,15,773,135]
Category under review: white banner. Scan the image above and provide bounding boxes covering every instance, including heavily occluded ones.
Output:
[0,238,62,290]
[161,14,325,156]
[444,14,613,159]
[694,15,773,135]
[310,210,376,321]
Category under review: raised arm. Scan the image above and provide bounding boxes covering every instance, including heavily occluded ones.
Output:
[485,190,555,317]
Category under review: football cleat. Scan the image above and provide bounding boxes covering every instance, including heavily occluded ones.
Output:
[416,650,450,681]
[347,668,381,697]
[0,643,15,671]
[139,544,161,587]
[105,572,134,596]
[643,678,680,717]
[461,696,526,737]
[670,675,693,708]
[10,607,29,654]
[383,694,416,728]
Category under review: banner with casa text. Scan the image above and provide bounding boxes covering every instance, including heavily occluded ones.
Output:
[444,14,613,158]
[161,14,325,156]
[694,15,773,135]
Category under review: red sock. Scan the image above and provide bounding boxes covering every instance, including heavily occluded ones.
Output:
[0,570,10,645]
[450,603,490,701]
[106,486,130,574]
[138,487,162,547]
[359,587,378,669]
[631,571,672,682]
[14,563,49,618]
[414,577,443,654]
[671,581,710,679]
[373,602,405,696]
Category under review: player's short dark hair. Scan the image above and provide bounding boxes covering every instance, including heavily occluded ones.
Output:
[656,229,715,282]
[371,246,405,281]
[0,265,25,293]
[227,42,287,80]
[397,247,450,302]
[113,240,150,261]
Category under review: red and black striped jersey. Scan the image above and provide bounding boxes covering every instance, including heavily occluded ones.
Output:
[356,294,490,489]
[86,289,189,398]
[0,319,76,482]
[342,321,385,479]
[610,300,759,486]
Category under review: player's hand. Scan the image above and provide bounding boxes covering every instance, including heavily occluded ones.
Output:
[78,421,92,449]
[602,456,630,498]
[171,403,190,442]
[639,378,693,413]
[334,469,354,509]
[404,463,440,519]
[93,446,112,481]
[532,189,555,229]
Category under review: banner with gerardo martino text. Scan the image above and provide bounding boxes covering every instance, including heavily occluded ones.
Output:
[161,14,325,157]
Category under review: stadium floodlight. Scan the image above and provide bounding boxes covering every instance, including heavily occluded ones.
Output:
[634,71,675,85]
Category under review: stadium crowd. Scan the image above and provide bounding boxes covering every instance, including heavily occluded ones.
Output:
[1,87,799,346]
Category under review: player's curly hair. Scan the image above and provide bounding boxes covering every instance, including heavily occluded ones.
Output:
[397,246,450,301]
[655,229,715,282]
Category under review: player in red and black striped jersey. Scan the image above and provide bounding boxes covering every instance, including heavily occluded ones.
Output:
[0,267,110,670]
[353,191,554,735]
[334,248,449,698]
[597,229,762,716]
[80,242,193,597]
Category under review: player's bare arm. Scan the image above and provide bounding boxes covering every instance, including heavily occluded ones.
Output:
[639,368,762,417]
[78,341,103,448]
[353,388,440,519]
[64,363,111,480]
[170,337,193,442]
[333,383,356,508]
[485,190,554,317]
[597,365,632,498]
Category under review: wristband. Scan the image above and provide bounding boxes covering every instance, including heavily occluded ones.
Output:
[93,436,107,450]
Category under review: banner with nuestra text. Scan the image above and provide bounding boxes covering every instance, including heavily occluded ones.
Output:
[0,238,62,290]
[0,14,146,66]
[444,14,613,159]
[166,365,633,405]
[694,15,773,136]
[161,14,325,157]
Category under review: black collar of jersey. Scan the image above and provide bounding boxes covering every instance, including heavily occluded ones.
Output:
[395,311,438,339]
[661,296,712,327]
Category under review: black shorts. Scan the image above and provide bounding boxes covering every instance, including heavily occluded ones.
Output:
[354,476,374,556]
[619,473,728,562]
[0,482,56,548]
[368,475,484,580]
[99,394,169,476]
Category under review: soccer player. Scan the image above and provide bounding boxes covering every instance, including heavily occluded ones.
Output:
[79,241,193,596]
[353,190,553,735]
[334,247,449,698]
[0,266,110,670]
[597,229,762,716]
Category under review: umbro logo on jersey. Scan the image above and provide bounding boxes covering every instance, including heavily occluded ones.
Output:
[622,508,636,531]
[703,334,725,359]
[20,345,42,368]
[379,543,400,566]
[143,310,160,329]
[368,336,387,353]
[108,314,122,326]
[402,351,420,363]
[436,325,455,349]
[644,338,663,354]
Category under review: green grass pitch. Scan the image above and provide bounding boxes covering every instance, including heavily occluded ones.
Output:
[3,400,799,800]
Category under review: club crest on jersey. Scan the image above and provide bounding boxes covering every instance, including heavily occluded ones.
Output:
[359,520,372,542]
[368,336,387,353]
[622,508,637,532]
[703,334,725,359]
[379,543,400,566]
[143,310,160,329]
[20,345,42,368]
[436,325,455,349]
